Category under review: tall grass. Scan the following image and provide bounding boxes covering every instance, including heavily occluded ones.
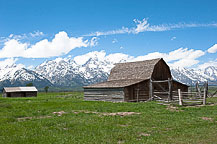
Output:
[0,92,216,144]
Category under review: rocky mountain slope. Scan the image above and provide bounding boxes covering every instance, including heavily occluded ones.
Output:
[0,57,216,89]
[0,64,52,89]
[170,66,217,85]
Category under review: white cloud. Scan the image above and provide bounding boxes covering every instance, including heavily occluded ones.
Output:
[132,48,205,68]
[85,18,217,36]
[74,51,106,65]
[0,58,24,69]
[89,37,99,47]
[197,60,217,69]
[171,36,176,40]
[73,48,205,68]
[74,51,134,65]
[27,65,34,70]
[106,53,133,63]
[0,39,29,58]
[112,38,118,43]
[0,58,17,68]
[133,18,150,34]
[0,31,90,58]
[207,44,217,53]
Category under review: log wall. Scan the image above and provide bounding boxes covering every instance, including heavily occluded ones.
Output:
[125,80,150,102]
[84,88,125,102]
[4,92,37,97]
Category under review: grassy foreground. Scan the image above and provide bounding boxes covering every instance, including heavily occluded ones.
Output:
[0,92,217,144]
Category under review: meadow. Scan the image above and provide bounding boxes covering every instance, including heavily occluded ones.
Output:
[0,92,217,144]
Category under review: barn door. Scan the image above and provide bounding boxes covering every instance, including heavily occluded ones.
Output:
[152,78,172,101]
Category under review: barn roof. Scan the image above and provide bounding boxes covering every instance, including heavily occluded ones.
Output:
[3,87,38,92]
[84,79,145,88]
[108,58,162,81]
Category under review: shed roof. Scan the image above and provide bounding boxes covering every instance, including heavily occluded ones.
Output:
[108,58,161,81]
[172,79,189,87]
[3,87,38,92]
[84,79,145,88]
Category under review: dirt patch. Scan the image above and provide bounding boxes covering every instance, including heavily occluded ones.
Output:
[166,105,183,112]
[118,124,129,127]
[185,103,216,108]
[72,110,140,116]
[140,133,151,137]
[53,111,66,116]
[201,117,214,121]
[117,140,125,144]
[17,116,51,121]
[17,117,32,121]
[102,112,140,116]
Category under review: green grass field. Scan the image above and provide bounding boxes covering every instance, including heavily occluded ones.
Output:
[0,92,217,144]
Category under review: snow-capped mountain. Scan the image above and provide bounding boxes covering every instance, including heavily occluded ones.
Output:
[0,56,217,89]
[170,66,217,85]
[35,57,217,87]
[0,63,52,89]
[35,57,111,87]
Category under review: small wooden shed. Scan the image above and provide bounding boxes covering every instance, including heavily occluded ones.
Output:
[2,87,38,97]
[84,58,188,102]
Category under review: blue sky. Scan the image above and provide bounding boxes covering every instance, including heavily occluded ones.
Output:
[0,0,217,69]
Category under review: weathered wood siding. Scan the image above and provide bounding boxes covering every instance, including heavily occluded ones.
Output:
[172,81,188,92]
[3,92,37,97]
[125,80,150,102]
[152,60,172,80]
[84,88,125,102]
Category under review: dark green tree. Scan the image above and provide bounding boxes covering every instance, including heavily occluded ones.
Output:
[44,86,49,93]
[26,83,33,86]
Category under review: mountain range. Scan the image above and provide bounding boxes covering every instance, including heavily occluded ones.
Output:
[0,57,216,90]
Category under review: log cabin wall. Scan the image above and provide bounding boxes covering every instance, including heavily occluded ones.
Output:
[84,88,125,102]
[124,80,149,101]
[172,81,188,92]
[5,92,37,97]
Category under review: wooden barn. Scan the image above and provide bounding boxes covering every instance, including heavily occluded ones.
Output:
[2,87,38,97]
[84,58,188,102]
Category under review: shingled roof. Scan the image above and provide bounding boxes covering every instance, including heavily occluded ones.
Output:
[108,58,161,81]
[84,58,162,88]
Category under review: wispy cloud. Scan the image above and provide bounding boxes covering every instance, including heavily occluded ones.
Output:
[0,31,45,44]
[29,31,44,38]
[89,37,99,47]
[85,18,217,36]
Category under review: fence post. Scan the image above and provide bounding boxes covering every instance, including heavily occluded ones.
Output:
[203,87,207,105]
[178,89,183,106]
[149,79,153,100]
[168,78,172,101]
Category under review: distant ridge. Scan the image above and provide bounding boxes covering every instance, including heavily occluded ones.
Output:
[0,57,216,89]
